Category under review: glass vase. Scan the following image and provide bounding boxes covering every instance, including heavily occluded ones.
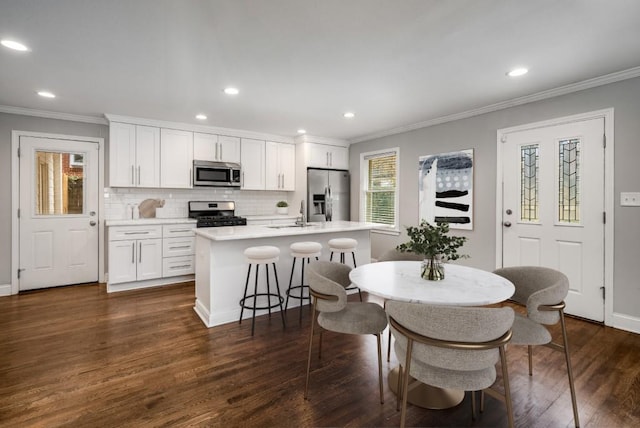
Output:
[421,256,445,281]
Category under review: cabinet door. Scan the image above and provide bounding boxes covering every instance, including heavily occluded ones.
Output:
[308,143,330,168]
[265,141,280,190]
[328,145,349,169]
[161,129,194,188]
[137,239,163,281]
[279,143,296,190]
[218,135,241,163]
[193,132,218,162]
[109,122,136,187]
[108,240,137,284]
[240,138,265,190]
[135,125,160,187]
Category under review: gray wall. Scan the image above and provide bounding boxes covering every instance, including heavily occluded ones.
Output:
[349,76,640,319]
[0,113,108,285]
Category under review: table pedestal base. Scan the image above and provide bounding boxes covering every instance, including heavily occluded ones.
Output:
[388,367,465,409]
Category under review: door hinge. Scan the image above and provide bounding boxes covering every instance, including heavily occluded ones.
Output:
[17,268,25,279]
[600,286,605,300]
[17,208,20,218]
[603,211,606,224]
[17,147,21,157]
[603,133,606,148]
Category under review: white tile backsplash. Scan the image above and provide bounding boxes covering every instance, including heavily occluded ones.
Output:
[104,187,292,220]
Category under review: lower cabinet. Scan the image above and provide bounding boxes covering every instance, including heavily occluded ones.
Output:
[107,223,195,291]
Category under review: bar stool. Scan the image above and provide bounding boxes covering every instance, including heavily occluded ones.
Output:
[328,237,362,301]
[285,241,322,323]
[239,245,286,336]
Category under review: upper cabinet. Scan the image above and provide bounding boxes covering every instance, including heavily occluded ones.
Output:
[193,133,241,163]
[109,122,160,187]
[265,141,295,191]
[240,138,265,190]
[307,143,349,169]
[160,129,194,188]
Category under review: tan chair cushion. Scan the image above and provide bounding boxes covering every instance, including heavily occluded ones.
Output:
[318,302,387,335]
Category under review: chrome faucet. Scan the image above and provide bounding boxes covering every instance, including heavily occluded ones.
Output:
[296,200,307,226]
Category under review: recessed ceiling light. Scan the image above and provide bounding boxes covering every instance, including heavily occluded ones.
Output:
[507,68,528,77]
[343,112,355,119]
[195,114,207,120]
[297,129,306,134]
[224,87,239,95]
[1,39,29,51]
[37,91,56,98]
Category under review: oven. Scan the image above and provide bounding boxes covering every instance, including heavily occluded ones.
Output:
[188,201,247,227]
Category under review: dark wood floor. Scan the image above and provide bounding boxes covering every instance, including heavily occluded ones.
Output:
[1,282,638,427]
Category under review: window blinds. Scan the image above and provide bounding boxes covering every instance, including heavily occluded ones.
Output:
[365,152,396,226]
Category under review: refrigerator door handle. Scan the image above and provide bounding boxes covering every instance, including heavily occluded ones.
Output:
[327,185,333,221]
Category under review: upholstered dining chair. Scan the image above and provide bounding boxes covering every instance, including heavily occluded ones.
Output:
[386,301,515,428]
[493,266,580,427]
[304,261,388,404]
[378,249,425,362]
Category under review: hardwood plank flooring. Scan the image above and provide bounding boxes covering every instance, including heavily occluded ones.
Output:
[1,282,639,427]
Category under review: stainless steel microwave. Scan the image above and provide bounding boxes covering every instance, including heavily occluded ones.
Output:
[193,160,241,187]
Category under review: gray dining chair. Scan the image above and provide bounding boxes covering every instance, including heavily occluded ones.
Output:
[493,266,580,427]
[304,261,388,404]
[386,301,515,428]
[378,249,424,362]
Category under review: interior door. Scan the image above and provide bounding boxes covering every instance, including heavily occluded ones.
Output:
[501,118,605,321]
[19,136,99,290]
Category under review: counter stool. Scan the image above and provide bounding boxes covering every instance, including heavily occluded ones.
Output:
[239,245,286,336]
[328,237,362,301]
[285,241,322,323]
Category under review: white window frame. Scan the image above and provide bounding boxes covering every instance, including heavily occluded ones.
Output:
[359,147,400,235]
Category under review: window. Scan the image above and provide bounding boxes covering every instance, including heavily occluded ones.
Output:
[360,148,399,232]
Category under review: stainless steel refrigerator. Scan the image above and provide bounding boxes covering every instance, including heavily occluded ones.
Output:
[307,168,350,222]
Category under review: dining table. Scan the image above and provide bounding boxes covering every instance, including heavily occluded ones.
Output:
[349,260,515,409]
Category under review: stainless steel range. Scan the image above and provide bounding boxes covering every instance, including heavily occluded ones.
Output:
[188,201,247,228]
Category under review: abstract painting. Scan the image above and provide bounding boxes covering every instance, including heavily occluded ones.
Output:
[419,149,473,230]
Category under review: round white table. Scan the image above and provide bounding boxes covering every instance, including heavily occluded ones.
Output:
[349,261,515,409]
[349,261,514,305]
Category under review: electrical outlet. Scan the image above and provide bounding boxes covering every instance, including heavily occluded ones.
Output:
[620,192,640,206]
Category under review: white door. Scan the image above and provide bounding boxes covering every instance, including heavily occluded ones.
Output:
[501,118,605,321]
[19,136,99,290]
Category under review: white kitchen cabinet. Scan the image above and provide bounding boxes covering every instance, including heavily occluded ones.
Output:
[240,138,265,190]
[193,133,241,163]
[307,143,349,169]
[162,224,195,278]
[161,128,194,188]
[109,123,160,187]
[108,225,163,284]
[265,141,295,191]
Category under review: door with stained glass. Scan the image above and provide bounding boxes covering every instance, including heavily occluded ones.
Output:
[18,136,99,290]
[501,118,605,321]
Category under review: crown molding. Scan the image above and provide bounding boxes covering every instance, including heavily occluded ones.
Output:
[293,134,350,147]
[350,66,640,144]
[104,114,295,144]
[0,105,108,125]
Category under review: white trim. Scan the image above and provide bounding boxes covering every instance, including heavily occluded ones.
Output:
[359,147,400,233]
[104,113,295,144]
[495,108,615,327]
[351,66,640,144]
[612,312,640,335]
[11,130,106,295]
[294,134,350,147]
[0,105,107,125]
[0,283,11,296]
[107,275,193,293]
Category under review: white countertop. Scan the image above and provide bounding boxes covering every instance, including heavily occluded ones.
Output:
[243,214,298,221]
[194,221,379,241]
[349,261,515,306]
[105,218,197,226]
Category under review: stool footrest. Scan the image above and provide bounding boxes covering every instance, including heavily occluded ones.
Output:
[240,293,285,311]
[285,285,311,301]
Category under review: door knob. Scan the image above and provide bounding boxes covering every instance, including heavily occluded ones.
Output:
[90,221,97,226]
[503,221,512,227]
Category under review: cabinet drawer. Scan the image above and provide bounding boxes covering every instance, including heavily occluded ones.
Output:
[163,236,195,257]
[163,256,195,277]
[162,224,195,238]
[109,225,162,241]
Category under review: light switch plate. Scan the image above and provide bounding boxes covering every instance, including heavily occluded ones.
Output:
[620,192,640,206]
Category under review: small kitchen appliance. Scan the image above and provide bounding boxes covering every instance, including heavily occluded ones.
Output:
[188,201,247,228]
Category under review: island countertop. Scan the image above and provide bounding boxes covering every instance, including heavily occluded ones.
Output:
[193,221,380,241]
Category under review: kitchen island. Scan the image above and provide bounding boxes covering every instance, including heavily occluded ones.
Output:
[193,221,378,328]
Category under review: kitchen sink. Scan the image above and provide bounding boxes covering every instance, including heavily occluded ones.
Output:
[267,223,319,229]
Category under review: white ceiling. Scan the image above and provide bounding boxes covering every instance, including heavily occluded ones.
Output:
[1,0,640,142]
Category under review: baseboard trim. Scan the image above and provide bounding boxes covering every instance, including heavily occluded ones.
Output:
[612,312,640,335]
[0,283,11,297]
[106,275,193,293]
